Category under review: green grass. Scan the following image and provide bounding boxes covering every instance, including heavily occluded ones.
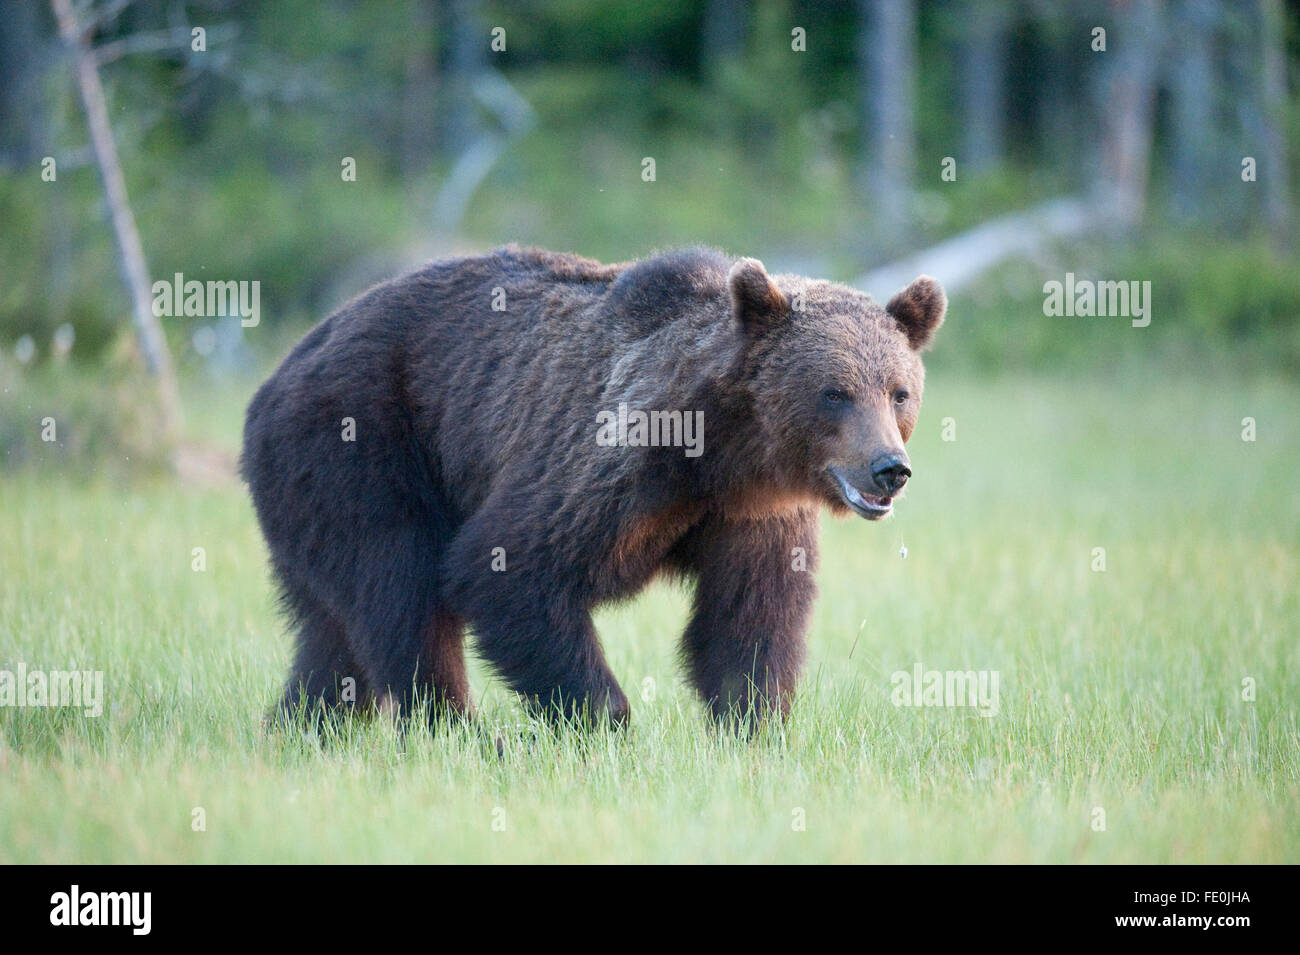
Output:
[1,368,1297,863]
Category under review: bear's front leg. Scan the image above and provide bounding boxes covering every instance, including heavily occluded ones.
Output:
[674,507,820,726]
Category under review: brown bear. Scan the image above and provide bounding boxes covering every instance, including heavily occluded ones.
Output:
[241,246,944,727]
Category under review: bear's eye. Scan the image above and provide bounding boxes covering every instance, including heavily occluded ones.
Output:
[823,388,850,405]
[893,390,910,405]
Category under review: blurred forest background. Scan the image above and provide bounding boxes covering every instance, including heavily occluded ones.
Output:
[1,0,1297,472]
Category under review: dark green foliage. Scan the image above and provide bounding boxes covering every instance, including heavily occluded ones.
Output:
[0,0,1295,374]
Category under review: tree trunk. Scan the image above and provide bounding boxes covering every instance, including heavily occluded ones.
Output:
[440,0,485,159]
[858,0,917,248]
[1259,0,1291,247]
[1169,0,1216,218]
[51,0,181,442]
[0,0,45,165]
[1094,0,1163,231]
[956,0,1011,174]
[400,0,439,179]
[701,0,746,84]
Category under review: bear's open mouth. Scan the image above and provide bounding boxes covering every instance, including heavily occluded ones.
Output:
[827,467,893,520]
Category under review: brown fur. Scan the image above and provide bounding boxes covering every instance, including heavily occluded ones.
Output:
[241,245,945,728]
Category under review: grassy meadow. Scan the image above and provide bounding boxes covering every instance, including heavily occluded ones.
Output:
[1,367,1297,864]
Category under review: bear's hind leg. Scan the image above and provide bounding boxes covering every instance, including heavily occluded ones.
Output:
[349,523,463,723]
[473,606,628,726]
[442,502,629,727]
[445,569,627,725]
[417,610,474,721]
[276,589,370,724]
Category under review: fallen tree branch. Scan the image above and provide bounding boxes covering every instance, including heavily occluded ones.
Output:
[432,68,537,235]
[854,196,1097,301]
[95,23,237,66]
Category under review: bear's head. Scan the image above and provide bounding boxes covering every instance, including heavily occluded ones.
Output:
[728,257,945,520]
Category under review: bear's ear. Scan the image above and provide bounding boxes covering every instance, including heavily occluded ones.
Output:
[886,275,946,351]
[729,257,789,336]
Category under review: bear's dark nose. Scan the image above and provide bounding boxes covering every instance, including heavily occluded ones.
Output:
[871,453,911,494]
